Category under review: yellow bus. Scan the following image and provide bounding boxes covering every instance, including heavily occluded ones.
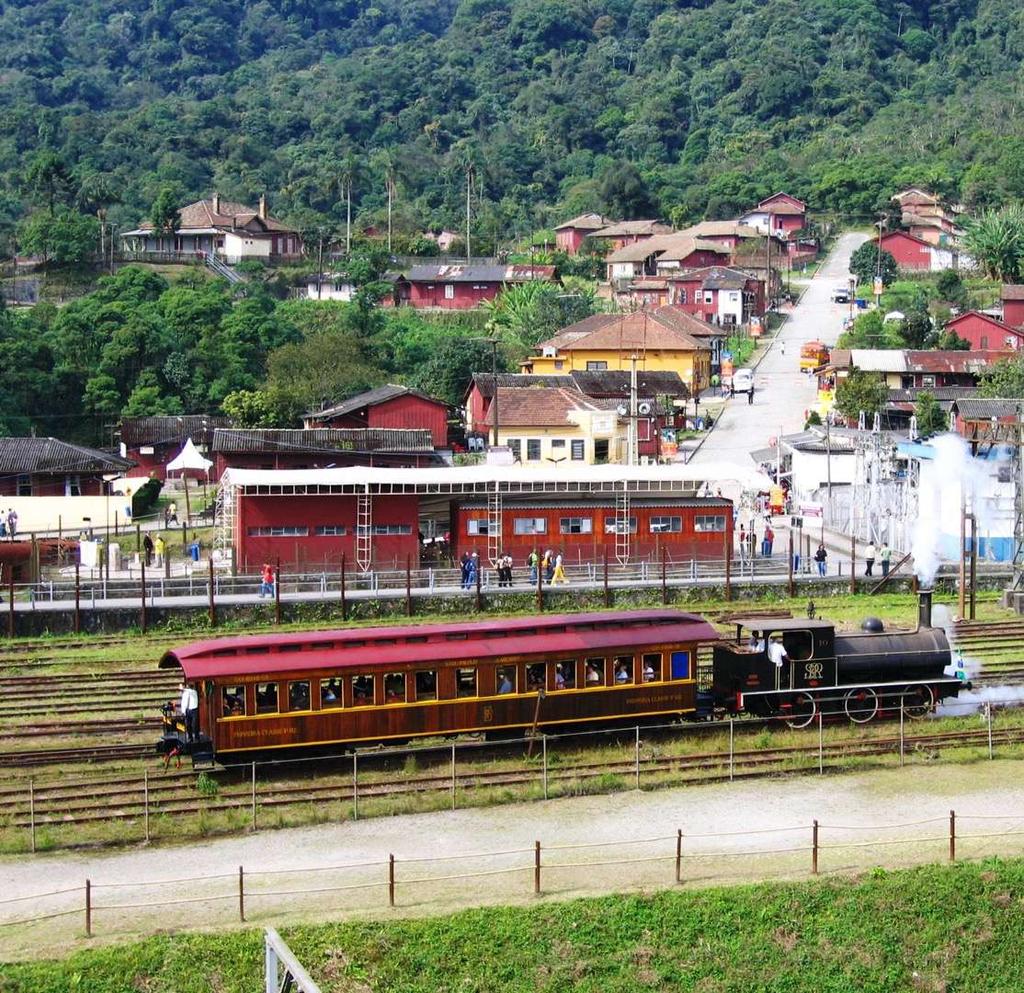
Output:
[800,340,830,373]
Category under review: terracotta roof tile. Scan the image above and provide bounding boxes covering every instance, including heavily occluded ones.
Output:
[536,307,712,353]
[485,388,620,427]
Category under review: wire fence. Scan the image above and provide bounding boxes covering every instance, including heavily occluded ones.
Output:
[4,806,1024,937]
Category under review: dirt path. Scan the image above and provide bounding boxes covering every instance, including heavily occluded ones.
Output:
[4,759,1024,961]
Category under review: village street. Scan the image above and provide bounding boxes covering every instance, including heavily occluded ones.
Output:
[691,231,869,472]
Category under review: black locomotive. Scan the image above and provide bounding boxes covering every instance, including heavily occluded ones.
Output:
[708,591,965,726]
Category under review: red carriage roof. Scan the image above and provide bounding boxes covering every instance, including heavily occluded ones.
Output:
[161,610,719,680]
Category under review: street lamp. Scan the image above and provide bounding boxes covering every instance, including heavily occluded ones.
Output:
[102,472,120,581]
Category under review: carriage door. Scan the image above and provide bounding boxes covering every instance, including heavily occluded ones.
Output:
[670,650,690,680]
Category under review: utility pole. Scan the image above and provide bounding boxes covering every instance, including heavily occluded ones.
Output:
[317,233,324,300]
[345,176,352,256]
[465,162,474,263]
[490,339,499,448]
[875,214,886,308]
[629,354,638,467]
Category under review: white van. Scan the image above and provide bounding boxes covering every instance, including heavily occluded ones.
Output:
[731,368,753,394]
[831,286,851,304]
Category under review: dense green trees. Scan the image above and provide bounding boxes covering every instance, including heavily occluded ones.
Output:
[962,207,1024,283]
[850,245,898,288]
[834,369,889,421]
[0,1,1022,248]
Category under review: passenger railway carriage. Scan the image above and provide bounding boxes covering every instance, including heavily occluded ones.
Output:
[158,610,717,760]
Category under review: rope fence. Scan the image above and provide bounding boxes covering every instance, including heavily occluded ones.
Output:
[5,807,1024,939]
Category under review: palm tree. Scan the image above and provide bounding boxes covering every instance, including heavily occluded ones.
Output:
[962,206,1024,282]
[338,153,360,256]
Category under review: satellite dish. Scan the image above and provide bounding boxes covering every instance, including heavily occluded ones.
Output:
[638,401,652,416]
[616,404,628,416]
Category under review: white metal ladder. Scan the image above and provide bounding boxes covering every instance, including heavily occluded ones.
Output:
[615,491,630,564]
[356,492,372,572]
[487,490,502,565]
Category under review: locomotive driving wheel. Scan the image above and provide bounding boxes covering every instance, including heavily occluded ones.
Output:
[785,692,817,730]
[900,685,934,719]
[843,687,878,724]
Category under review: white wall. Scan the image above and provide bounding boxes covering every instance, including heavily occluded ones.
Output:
[717,289,744,324]
[790,449,856,499]
[223,231,271,260]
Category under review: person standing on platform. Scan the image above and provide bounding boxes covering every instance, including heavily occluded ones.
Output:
[880,542,892,577]
[864,542,876,577]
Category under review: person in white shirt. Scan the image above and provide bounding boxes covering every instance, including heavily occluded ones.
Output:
[767,637,789,668]
[180,682,199,742]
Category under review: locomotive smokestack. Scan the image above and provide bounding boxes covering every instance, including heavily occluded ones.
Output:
[918,589,933,629]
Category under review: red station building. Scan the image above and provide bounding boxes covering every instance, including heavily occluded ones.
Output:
[118,416,228,481]
[304,385,451,450]
[401,264,557,310]
[220,465,749,573]
[0,437,134,496]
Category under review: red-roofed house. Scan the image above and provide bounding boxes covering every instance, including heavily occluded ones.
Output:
[667,267,765,324]
[588,220,673,251]
[304,385,450,449]
[605,235,730,288]
[1002,285,1024,329]
[944,311,1024,352]
[875,231,958,272]
[739,193,806,240]
[120,194,302,262]
[402,264,557,309]
[555,213,612,254]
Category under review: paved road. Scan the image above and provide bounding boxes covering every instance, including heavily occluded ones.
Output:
[692,232,868,470]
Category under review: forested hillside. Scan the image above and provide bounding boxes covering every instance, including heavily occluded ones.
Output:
[1,0,1024,247]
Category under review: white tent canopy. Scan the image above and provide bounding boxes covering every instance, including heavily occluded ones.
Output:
[166,437,212,475]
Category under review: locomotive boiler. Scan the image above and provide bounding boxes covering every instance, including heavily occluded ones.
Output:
[708,590,964,726]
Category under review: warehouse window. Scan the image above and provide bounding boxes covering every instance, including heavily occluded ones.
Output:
[444,284,455,299]
[551,438,566,449]
[526,439,541,461]
[605,516,638,534]
[650,516,682,533]
[467,518,491,535]
[571,439,585,460]
[694,515,726,532]
[560,517,592,535]
[315,525,347,535]
[16,474,31,496]
[356,524,413,535]
[586,361,608,371]
[514,517,547,535]
[247,526,309,537]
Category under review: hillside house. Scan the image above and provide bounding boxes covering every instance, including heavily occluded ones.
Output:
[118,416,228,481]
[666,267,765,323]
[121,194,302,262]
[522,308,712,394]
[1002,285,1024,328]
[827,349,1013,390]
[892,189,963,246]
[950,398,1019,440]
[554,213,612,254]
[943,311,1024,352]
[674,221,772,255]
[588,220,672,252]
[304,384,450,449]
[874,231,960,272]
[402,264,556,309]
[739,193,807,242]
[605,234,730,289]
[0,438,134,497]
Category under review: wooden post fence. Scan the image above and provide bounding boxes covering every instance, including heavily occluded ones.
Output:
[850,536,856,594]
[208,557,216,627]
[811,819,819,875]
[675,829,682,883]
[7,569,13,639]
[603,551,609,608]
[388,854,396,907]
[949,809,956,862]
[274,557,282,625]
[140,559,147,634]
[405,555,412,616]
[74,561,81,634]
[534,840,541,895]
[85,879,92,937]
[340,553,348,621]
[239,866,246,923]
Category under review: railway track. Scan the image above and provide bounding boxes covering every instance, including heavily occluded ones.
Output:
[0,742,151,769]
[0,725,1018,833]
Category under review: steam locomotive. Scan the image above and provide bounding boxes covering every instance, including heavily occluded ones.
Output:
[157,593,965,765]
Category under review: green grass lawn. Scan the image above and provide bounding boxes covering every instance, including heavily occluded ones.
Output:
[4,858,1024,990]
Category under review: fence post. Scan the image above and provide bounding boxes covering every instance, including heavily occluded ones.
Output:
[899,705,905,767]
[140,559,147,633]
[987,702,993,759]
[603,551,609,608]
[787,532,794,598]
[534,840,541,895]
[536,561,543,612]
[352,752,358,821]
[144,770,150,843]
[818,709,824,774]
[208,558,216,627]
[949,809,956,862]
[8,569,14,638]
[811,820,819,875]
[340,553,347,621]
[724,530,732,601]
[405,555,412,616]
[729,718,734,781]
[274,557,282,625]
[451,742,457,809]
[74,561,81,634]
[850,536,856,594]
[251,761,257,830]
[29,777,35,853]
[542,734,548,800]
[675,829,682,883]
[85,878,92,937]
[474,560,482,612]
[389,854,395,907]
[635,725,641,790]
[239,865,246,922]
[660,548,667,604]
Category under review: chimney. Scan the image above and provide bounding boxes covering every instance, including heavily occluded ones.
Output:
[212,192,221,215]
[258,194,267,220]
[918,589,933,629]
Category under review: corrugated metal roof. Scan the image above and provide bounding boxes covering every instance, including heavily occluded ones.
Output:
[952,399,1023,419]
[405,264,556,283]
[310,385,447,420]
[119,416,229,447]
[0,438,134,475]
[213,428,435,454]
[1002,284,1024,301]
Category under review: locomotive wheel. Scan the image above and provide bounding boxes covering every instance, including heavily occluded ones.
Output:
[785,693,817,730]
[901,685,934,719]
[843,688,878,724]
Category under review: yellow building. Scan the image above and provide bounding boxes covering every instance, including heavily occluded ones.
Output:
[521,307,714,393]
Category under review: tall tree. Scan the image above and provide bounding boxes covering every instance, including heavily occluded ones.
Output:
[834,369,889,421]
[962,206,1024,283]
[150,188,181,238]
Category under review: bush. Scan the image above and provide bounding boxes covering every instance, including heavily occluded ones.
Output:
[132,478,163,518]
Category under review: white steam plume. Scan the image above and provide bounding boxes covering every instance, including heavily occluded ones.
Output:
[936,684,1024,716]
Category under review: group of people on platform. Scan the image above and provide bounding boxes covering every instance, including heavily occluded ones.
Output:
[459,549,569,589]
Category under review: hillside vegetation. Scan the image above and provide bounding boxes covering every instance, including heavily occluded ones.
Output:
[2,0,1024,247]
[3,859,1024,991]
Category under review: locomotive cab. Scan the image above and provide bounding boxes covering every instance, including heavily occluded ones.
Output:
[711,618,837,716]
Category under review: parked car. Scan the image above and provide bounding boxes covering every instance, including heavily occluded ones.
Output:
[731,368,754,394]
[831,286,851,304]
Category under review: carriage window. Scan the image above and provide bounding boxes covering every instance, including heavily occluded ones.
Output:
[384,672,406,703]
[584,657,605,687]
[781,630,814,661]
[352,675,374,706]
[456,668,477,698]
[320,679,343,708]
[255,682,278,714]
[415,669,437,701]
[222,685,246,717]
[552,661,569,690]
[642,653,662,683]
[496,666,516,694]
[288,680,311,711]
[670,651,690,680]
[613,655,634,684]
[525,663,545,691]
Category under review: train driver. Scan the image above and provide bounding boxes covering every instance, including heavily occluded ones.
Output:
[748,631,766,653]
[767,636,789,669]
[179,681,199,742]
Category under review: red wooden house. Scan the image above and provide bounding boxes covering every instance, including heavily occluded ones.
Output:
[119,416,228,481]
[739,193,807,245]
[0,437,134,497]
[1002,285,1024,329]
[943,311,1024,352]
[876,231,956,272]
[588,220,673,251]
[403,265,556,310]
[554,213,611,254]
[667,267,765,323]
[304,385,450,449]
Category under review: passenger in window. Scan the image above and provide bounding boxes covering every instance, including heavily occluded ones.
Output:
[643,661,656,682]
[586,662,601,685]
[526,664,544,691]
[554,664,566,690]
[497,669,513,694]
[748,631,766,652]
[322,681,339,704]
